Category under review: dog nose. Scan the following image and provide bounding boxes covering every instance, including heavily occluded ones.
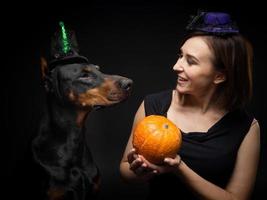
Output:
[119,79,133,91]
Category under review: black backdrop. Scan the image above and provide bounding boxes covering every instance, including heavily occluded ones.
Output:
[4,1,266,199]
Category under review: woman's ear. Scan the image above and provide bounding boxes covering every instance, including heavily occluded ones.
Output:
[214,71,226,84]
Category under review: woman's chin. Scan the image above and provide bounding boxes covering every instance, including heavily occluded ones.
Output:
[176,85,188,94]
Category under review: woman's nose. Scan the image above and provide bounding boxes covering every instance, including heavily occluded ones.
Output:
[173,60,184,72]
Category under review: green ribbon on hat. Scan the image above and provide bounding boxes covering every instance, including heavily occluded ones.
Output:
[59,21,71,54]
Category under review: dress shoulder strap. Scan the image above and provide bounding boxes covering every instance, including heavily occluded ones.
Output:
[144,90,172,116]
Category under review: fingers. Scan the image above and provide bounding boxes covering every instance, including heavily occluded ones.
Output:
[129,156,143,171]
[134,162,158,178]
[130,157,147,175]
[127,148,137,164]
[164,155,181,168]
[134,162,147,175]
[128,148,145,172]
[127,151,158,178]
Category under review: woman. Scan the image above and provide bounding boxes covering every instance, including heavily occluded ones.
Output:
[120,12,260,200]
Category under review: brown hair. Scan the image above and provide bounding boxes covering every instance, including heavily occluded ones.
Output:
[179,32,253,111]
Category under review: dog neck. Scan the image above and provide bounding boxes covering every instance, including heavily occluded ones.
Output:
[33,96,95,171]
[46,95,92,129]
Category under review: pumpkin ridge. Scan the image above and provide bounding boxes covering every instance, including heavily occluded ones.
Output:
[140,130,158,161]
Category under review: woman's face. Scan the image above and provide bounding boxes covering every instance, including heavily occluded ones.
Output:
[173,36,224,96]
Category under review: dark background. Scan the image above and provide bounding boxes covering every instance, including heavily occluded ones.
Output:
[4,1,266,199]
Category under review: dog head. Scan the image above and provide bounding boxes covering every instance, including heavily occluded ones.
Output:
[41,58,133,110]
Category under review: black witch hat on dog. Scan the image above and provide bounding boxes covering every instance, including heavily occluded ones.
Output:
[49,21,89,70]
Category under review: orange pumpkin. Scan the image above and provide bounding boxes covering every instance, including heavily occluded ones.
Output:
[132,115,182,164]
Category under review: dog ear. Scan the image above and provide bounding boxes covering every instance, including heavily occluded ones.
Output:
[40,57,53,93]
[40,57,48,80]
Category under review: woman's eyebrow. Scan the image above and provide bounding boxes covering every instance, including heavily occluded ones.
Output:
[180,48,200,63]
[186,53,200,63]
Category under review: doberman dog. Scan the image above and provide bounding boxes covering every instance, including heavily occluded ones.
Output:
[32,56,132,200]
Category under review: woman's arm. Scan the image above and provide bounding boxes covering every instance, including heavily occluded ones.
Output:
[225,120,260,200]
[162,119,260,200]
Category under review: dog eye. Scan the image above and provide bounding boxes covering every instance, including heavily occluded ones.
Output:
[80,73,94,78]
[77,72,96,84]
[94,65,100,70]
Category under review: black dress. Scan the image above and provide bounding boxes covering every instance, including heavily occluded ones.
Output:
[144,90,254,199]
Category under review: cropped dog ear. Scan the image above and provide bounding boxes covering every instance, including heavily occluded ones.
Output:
[40,57,53,92]
[40,57,48,80]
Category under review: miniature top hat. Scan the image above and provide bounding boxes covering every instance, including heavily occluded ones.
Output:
[49,21,89,69]
[186,11,239,35]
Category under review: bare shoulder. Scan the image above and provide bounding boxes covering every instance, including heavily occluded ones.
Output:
[249,118,260,135]
[251,118,260,127]
[241,118,260,147]
[134,101,146,125]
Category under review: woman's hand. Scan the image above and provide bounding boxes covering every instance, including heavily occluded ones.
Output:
[127,148,157,180]
[127,148,182,179]
[142,154,182,175]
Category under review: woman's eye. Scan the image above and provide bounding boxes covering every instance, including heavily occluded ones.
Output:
[187,58,193,65]
[187,57,196,65]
